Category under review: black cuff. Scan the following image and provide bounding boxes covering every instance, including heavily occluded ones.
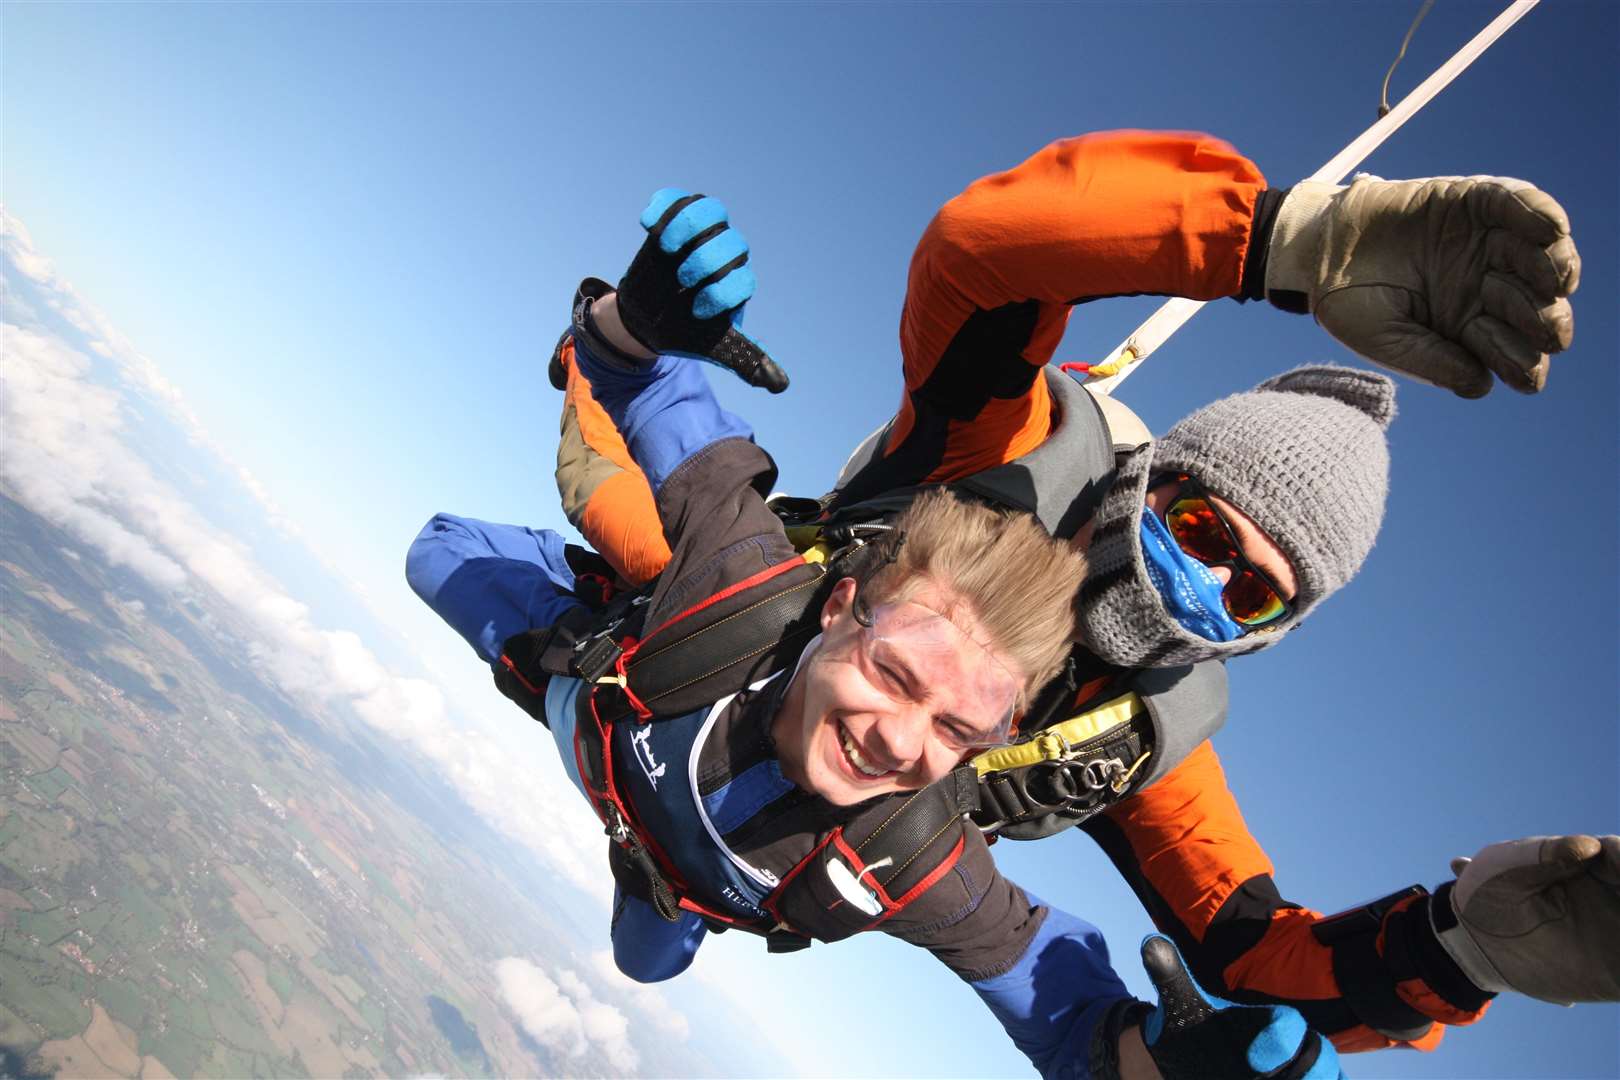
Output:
[547,326,572,391]
[1236,187,1295,306]
[1088,998,1152,1080]
[1383,885,1495,1013]
[570,277,653,372]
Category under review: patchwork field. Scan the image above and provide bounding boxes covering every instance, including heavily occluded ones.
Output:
[0,495,699,1077]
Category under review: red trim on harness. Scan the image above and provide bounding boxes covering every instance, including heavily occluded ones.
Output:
[829,831,898,912]
[498,653,544,697]
[676,895,753,926]
[579,688,619,825]
[859,833,967,934]
[1058,361,1093,375]
[580,686,707,911]
[637,556,810,646]
[829,835,894,906]
[576,571,615,604]
[612,641,654,721]
[761,828,842,932]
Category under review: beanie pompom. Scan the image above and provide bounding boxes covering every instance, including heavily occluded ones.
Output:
[1256,365,1397,430]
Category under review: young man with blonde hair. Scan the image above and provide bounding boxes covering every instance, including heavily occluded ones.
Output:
[406,191,1345,1080]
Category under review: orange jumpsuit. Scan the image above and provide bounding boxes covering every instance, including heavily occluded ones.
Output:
[552,131,1490,1054]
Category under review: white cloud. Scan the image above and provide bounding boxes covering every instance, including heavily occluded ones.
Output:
[0,211,609,904]
[588,951,691,1040]
[495,957,638,1072]
[2,209,298,537]
[1,325,190,588]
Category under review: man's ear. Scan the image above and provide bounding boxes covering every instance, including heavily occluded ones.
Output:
[822,577,859,630]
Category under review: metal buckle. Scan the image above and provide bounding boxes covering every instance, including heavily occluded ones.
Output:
[602,803,631,845]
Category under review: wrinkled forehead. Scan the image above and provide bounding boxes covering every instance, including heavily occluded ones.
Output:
[865,602,1021,715]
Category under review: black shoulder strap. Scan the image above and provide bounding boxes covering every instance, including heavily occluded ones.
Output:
[597,558,829,725]
[769,768,980,943]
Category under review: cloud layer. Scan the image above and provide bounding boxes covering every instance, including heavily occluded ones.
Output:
[0,212,609,901]
[0,207,713,1071]
[494,957,638,1072]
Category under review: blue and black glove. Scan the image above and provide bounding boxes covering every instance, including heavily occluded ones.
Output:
[613,189,788,393]
[1096,936,1345,1080]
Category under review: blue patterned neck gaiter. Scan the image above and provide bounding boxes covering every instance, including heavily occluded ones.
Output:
[1139,510,1246,642]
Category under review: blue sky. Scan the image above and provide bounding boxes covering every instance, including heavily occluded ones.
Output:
[4,2,1616,1077]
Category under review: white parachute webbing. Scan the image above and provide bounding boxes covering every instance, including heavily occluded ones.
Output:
[1083,0,1540,396]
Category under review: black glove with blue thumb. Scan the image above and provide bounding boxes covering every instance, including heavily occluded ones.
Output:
[613,189,788,393]
[1135,935,1345,1080]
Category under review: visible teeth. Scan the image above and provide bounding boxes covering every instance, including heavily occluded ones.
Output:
[841,725,888,778]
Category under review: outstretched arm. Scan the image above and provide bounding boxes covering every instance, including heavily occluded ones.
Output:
[1082,741,1492,1054]
[552,189,789,585]
[843,130,1270,502]
[971,899,1342,1080]
[843,130,1584,504]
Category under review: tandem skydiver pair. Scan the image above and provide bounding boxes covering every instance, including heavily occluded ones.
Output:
[409,132,1616,1079]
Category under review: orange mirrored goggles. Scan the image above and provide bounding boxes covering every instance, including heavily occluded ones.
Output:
[1160,475,1292,628]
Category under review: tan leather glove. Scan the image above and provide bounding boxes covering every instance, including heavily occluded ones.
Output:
[1435,834,1620,1004]
[1266,176,1580,397]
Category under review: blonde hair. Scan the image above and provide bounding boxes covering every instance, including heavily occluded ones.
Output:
[861,488,1087,704]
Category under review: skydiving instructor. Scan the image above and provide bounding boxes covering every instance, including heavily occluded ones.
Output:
[549,129,1619,1064]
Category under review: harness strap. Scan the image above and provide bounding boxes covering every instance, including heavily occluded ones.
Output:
[970,692,1153,838]
[607,828,682,922]
[594,559,827,726]
[764,767,980,943]
[577,688,697,925]
[972,692,1143,775]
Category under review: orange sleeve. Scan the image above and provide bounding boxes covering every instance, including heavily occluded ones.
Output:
[879,131,1265,486]
[554,337,671,586]
[1087,741,1488,1054]
[1100,740,1277,942]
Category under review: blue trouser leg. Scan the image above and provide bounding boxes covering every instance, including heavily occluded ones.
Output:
[610,888,709,983]
[406,512,709,983]
[405,513,584,664]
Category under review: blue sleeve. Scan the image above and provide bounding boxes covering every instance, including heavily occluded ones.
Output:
[572,333,754,495]
[404,513,584,664]
[971,897,1133,1080]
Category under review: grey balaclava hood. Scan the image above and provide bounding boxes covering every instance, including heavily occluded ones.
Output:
[1078,365,1396,668]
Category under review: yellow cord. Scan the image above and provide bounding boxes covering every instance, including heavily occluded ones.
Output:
[1110,749,1152,793]
[1084,346,1138,380]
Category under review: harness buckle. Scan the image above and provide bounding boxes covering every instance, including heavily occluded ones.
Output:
[571,594,649,683]
[572,636,623,684]
[1079,759,1118,792]
[602,803,632,845]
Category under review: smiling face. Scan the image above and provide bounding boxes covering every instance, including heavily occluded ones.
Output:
[771,576,1023,806]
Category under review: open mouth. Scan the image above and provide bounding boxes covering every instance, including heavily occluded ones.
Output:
[838,721,892,779]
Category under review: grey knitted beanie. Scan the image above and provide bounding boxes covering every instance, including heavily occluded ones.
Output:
[1077,365,1396,668]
